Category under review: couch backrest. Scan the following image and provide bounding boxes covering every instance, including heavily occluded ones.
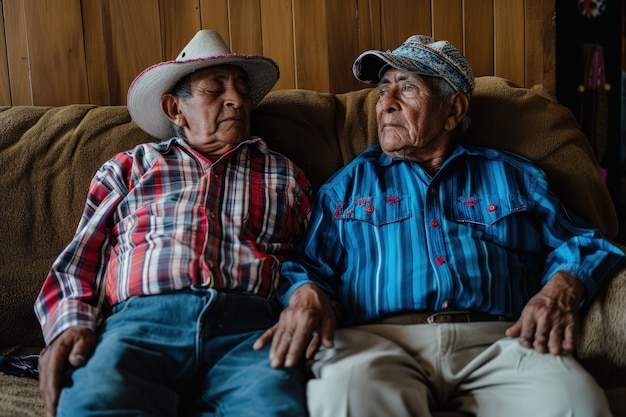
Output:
[0,76,618,349]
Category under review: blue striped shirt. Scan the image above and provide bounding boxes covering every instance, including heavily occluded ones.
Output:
[278,144,624,325]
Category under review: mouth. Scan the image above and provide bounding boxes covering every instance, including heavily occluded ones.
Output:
[219,117,244,123]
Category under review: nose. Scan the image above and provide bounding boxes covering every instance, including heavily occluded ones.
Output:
[378,88,400,113]
[224,84,245,108]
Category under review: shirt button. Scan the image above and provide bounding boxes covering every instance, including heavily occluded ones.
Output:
[487,204,497,212]
[441,300,449,309]
[435,256,445,265]
[429,187,437,195]
[430,220,439,227]
[365,205,375,214]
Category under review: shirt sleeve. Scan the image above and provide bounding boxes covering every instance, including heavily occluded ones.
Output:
[277,185,344,306]
[532,171,625,304]
[34,153,131,345]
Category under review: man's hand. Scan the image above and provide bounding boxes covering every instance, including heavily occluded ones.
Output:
[38,326,96,417]
[253,284,336,368]
[505,272,584,355]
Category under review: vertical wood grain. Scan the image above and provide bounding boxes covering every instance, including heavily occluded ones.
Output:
[494,0,525,86]
[100,0,162,104]
[82,0,110,105]
[526,0,555,92]
[199,0,230,44]
[432,0,463,51]
[21,0,89,105]
[293,0,329,91]
[380,0,431,50]
[229,0,263,55]
[0,0,558,105]
[159,0,202,60]
[463,0,494,78]
[0,0,11,105]
[4,0,33,105]
[260,0,296,90]
[326,0,364,93]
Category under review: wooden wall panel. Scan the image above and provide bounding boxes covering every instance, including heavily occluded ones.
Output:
[24,0,88,105]
[525,0,556,91]
[82,0,110,104]
[0,0,11,105]
[100,0,162,105]
[464,0,495,78]
[4,0,34,105]
[229,0,262,55]
[293,0,329,92]
[494,0,525,86]
[260,0,295,91]
[159,0,202,60]
[0,0,557,106]
[327,0,364,93]
[199,0,229,45]
[432,0,464,52]
[380,0,431,50]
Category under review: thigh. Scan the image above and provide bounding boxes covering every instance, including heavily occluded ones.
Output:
[189,291,308,417]
[307,327,434,417]
[189,330,307,417]
[455,338,613,417]
[58,295,200,417]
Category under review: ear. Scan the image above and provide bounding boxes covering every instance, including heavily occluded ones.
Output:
[444,92,470,132]
[161,94,187,128]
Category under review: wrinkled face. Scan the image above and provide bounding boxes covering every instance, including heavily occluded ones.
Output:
[376,68,453,160]
[174,65,253,155]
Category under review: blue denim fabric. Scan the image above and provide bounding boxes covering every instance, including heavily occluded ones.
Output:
[57,288,307,417]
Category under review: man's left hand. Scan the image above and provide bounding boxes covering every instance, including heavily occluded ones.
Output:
[253,283,336,368]
[505,272,584,355]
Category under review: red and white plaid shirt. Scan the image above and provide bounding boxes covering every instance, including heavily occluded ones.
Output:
[35,137,311,345]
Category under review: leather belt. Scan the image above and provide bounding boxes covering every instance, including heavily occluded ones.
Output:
[371,310,510,325]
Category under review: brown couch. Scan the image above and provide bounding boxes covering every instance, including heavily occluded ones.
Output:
[1,76,625,416]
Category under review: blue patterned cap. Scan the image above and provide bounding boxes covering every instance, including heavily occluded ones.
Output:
[353,35,475,97]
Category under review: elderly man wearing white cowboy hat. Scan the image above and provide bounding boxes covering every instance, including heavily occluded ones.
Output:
[254,35,624,416]
[35,30,311,417]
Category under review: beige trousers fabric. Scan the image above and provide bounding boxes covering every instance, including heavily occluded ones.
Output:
[307,322,612,417]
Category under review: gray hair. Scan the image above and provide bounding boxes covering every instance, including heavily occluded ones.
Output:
[433,77,471,135]
[166,74,193,139]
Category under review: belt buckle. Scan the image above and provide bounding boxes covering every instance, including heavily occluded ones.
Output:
[426,313,438,324]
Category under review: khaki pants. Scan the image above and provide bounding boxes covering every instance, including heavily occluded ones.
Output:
[307,322,612,417]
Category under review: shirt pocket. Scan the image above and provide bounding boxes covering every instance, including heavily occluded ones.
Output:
[333,195,411,227]
[452,193,531,246]
[453,193,528,226]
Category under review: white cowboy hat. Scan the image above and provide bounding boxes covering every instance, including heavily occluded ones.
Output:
[127,30,280,139]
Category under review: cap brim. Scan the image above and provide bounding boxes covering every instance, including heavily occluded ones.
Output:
[128,55,279,140]
[353,50,440,85]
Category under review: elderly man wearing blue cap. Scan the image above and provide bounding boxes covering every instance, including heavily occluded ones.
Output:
[254,35,624,416]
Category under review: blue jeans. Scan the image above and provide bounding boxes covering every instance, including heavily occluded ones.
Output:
[57,288,307,417]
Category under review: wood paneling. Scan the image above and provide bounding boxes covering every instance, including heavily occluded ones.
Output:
[433,0,463,51]
[494,0,525,86]
[293,0,329,92]
[260,0,295,90]
[0,0,556,106]
[464,0,495,78]
[0,0,11,104]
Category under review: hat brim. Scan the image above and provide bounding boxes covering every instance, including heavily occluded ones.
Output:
[128,55,279,140]
[353,51,440,84]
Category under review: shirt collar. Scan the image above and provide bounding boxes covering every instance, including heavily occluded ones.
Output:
[376,141,467,167]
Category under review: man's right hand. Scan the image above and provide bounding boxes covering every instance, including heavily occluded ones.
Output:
[38,326,96,417]
[253,284,336,368]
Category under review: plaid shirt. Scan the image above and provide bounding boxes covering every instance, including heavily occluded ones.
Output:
[35,137,311,345]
